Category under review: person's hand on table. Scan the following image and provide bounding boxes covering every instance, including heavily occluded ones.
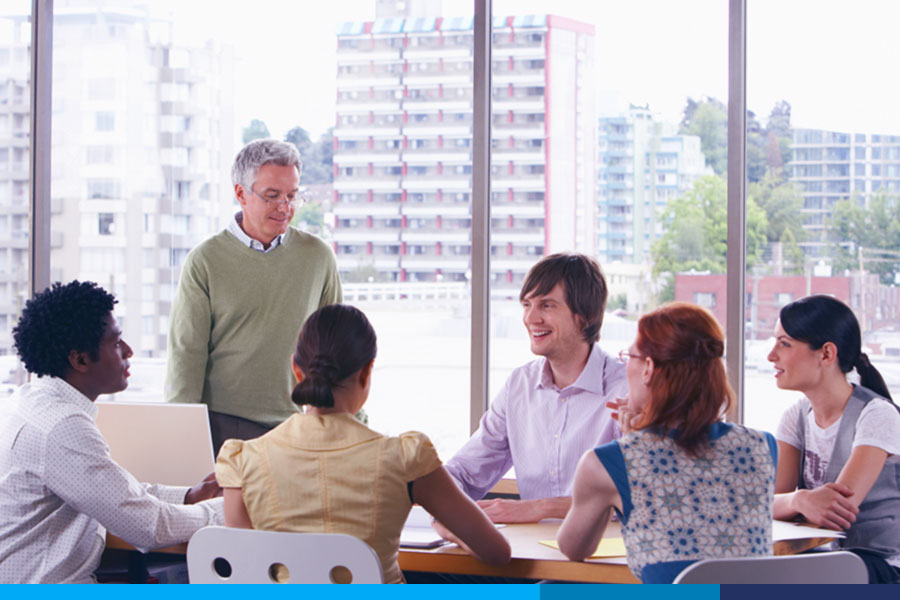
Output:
[184,471,222,504]
[476,497,568,523]
[792,482,858,531]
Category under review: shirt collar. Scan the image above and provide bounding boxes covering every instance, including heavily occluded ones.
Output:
[31,376,98,418]
[536,344,609,395]
[227,211,284,253]
[278,412,382,450]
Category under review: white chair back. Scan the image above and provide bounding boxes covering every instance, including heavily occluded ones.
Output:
[673,551,868,584]
[187,526,383,584]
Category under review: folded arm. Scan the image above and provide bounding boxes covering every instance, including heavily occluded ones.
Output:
[773,441,887,530]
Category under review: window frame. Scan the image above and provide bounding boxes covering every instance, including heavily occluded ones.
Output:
[27,0,751,428]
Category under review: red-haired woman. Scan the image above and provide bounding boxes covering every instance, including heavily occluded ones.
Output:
[557,302,777,583]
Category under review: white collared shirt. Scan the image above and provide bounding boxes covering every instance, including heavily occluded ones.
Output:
[446,344,627,500]
[227,211,284,253]
[0,377,223,583]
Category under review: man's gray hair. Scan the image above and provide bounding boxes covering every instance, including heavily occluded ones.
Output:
[231,138,302,190]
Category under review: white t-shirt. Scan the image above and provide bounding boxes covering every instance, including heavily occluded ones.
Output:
[776,394,900,567]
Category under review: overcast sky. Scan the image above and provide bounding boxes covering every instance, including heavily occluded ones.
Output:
[11,0,900,140]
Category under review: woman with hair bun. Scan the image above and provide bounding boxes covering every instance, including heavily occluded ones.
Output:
[215,304,509,583]
[768,295,900,584]
[557,302,777,583]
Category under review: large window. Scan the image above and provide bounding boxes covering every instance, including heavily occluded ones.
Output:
[14,1,895,455]
[0,4,31,392]
[488,1,729,411]
[744,0,900,432]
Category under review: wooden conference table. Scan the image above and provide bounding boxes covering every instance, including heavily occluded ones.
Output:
[107,518,837,584]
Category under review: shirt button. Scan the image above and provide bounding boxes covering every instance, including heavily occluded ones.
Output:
[561,398,567,403]
[554,433,559,439]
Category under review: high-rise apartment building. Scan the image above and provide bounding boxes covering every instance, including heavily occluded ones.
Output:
[788,128,900,255]
[596,105,708,266]
[0,2,235,359]
[332,13,596,297]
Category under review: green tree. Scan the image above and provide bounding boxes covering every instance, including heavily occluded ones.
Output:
[748,171,805,244]
[680,98,727,176]
[291,201,324,234]
[778,227,806,275]
[285,126,333,184]
[651,175,768,300]
[765,100,793,178]
[829,194,900,284]
[679,97,776,183]
[242,119,270,144]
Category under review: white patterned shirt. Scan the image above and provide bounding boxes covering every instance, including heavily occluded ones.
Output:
[0,377,223,583]
[227,211,284,252]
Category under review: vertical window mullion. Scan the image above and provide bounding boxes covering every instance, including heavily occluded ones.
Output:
[726,0,747,423]
[470,0,492,433]
[29,0,53,297]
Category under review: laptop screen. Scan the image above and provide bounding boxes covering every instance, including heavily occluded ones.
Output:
[95,401,215,487]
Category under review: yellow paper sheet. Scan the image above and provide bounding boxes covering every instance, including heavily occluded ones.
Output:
[540,537,627,558]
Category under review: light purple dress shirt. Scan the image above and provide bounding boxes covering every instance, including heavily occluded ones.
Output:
[445,344,627,501]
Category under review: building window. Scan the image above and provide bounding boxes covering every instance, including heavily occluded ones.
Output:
[98,213,115,235]
[693,292,716,309]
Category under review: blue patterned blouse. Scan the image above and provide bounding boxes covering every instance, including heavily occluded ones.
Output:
[594,422,777,583]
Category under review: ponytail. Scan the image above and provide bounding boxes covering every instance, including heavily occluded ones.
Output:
[855,352,894,402]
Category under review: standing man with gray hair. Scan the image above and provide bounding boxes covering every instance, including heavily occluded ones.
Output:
[166,139,342,454]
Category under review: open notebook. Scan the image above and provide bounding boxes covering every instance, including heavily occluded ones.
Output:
[95,401,216,487]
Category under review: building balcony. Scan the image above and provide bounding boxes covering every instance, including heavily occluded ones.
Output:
[333,230,400,243]
[404,47,471,60]
[336,76,403,89]
[492,46,545,58]
[405,73,472,87]
[403,151,469,164]
[402,229,470,243]
[401,256,470,271]
[491,256,540,272]
[490,202,544,218]
[492,228,544,243]
[402,177,471,191]
[333,178,401,192]
[492,72,545,86]
[405,99,471,111]
[332,203,401,217]
[491,175,544,191]
[333,126,402,137]
[492,150,544,163]
[492,99,545,112]
[402,203,470,217]
[333,152,402,165]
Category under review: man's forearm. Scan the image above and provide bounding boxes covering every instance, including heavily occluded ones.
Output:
[478,496,572,523]
[536,496,573,519]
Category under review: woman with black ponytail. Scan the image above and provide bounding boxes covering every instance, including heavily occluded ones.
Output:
[215,304,509,583]
[768,295,900,583]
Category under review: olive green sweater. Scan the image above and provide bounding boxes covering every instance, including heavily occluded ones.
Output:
[165,227,342,425]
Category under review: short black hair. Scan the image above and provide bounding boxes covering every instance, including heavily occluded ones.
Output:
[12,281,117,378]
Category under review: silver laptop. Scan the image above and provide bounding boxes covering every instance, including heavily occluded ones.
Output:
[95,401,215,487]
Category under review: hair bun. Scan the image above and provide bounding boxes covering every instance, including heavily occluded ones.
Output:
[692,337,724,360]
[308,355,341,385]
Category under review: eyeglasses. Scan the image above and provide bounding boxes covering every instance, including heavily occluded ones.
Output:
[618,350,645,363]
[248,186,306,209]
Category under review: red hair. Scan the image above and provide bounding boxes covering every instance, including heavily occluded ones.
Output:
[634,302,733,454]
